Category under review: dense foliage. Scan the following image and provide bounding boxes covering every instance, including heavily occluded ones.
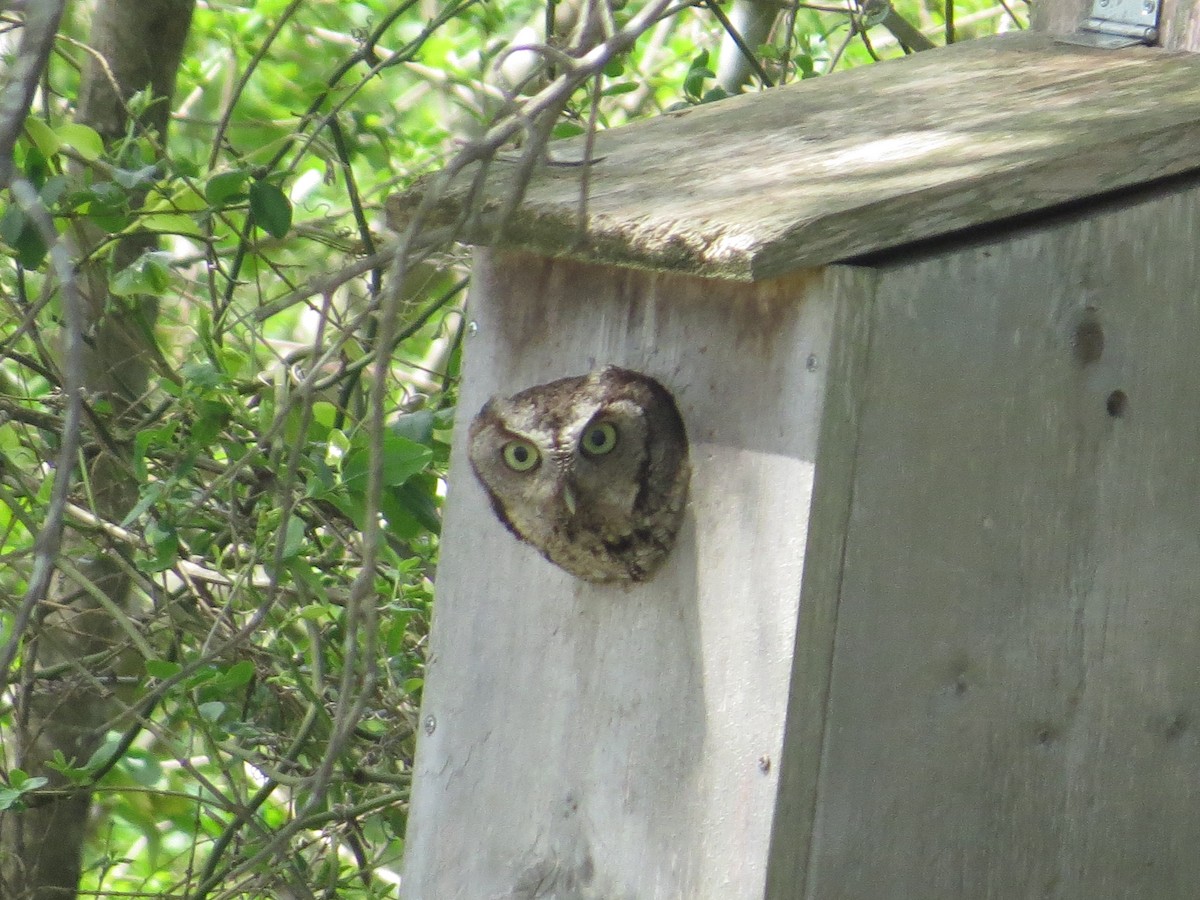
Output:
[0,0,1024,895]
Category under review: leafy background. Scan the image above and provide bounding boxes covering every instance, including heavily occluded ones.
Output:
[0,0,1024,895]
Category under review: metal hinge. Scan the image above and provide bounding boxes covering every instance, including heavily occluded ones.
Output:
[1059,0,1160,48]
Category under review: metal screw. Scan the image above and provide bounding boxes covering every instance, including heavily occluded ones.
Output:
[424,714,437,735]
[1142,0,1156,13]
[805,353,819,372]
[466,320,479,336]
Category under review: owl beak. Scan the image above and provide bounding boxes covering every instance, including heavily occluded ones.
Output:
[562,484,577,516]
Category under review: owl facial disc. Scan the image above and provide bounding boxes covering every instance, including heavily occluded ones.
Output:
[467,366,690,584]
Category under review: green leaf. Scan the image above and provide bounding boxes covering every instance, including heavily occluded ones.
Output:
[165,184,209,212]
[8,769,43,790]
[179,359,227,390]
[110,251,173,297]
[113,164,159,189]
[205,169,251,205]
[143,518,179,572]
[0,204,25,246]
[379,489,423,539]
[390,410,435,445]
[138,212,201,237]
[602,81,639,97]
[55,123,105,161]
[120,747,164,788]
[553,122,585,139]
[197,701,227,722]
[81,737,122,775]
[282,513,306,560]
[46,750,93,786]
[22,147,49,189]
[132,423,176,480]
[0,791,26,812]
[684,50,714,101]
[184,666,220,689]
[0,783,40,812]
[312,401,338,429]
[191,398,232,446]
[23,118,60,157]
[78,181,130,231]
[0,204,47,269]
[121,481,165,527]
[390,475,442,535]
[383,613,412,654]
[215,660,256,690]
[342,432,433,493]
[329,492,367,532]
[146,659,182,679]
[248,179,292,238]
[40,175,70,207]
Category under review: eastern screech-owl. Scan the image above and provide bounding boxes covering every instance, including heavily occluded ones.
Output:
[468,366,690,584]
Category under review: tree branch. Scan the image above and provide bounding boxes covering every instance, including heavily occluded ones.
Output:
[0,2,65,185]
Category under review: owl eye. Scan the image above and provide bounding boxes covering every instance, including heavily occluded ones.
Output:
[501,439,539,472]
[580,421,618,456]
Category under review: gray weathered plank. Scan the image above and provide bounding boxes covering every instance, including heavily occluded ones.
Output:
[402,251,844,898]
[798,181,1200,898]
[763,266,877,899]
[387,32,1200,280]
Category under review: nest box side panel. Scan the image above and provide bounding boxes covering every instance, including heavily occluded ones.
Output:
[402,251,852,898]
[802,182,1200,898]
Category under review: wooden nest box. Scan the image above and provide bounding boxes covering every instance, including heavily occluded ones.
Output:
[390,31,1200,898]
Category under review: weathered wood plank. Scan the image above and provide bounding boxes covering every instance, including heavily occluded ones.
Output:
[798,181,1200,897]
[387,32,1200,280]
[764,266,877,899]
[402,251,844,898]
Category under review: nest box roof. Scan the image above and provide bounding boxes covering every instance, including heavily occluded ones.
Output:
[386,32,1200,280]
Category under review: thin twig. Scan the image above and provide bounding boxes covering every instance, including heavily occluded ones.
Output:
[0,177,85,690]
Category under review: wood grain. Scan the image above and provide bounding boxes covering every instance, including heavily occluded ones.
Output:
[764,266,878,899]
[387,32,1200,279]
[793,180,1200,898]
[402,252,844,898]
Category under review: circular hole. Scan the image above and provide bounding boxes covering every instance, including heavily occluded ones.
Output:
[1106,389,1128,418]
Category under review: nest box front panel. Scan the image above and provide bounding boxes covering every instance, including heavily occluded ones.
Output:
[403,250,853,898]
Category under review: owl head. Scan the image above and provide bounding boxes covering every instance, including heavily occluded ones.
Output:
[467,366,690,584]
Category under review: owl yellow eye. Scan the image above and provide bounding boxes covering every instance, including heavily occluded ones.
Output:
[501,439,539,472]
[581,421,618,456]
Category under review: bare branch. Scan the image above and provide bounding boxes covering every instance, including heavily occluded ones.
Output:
[0,178,85,690]
[0,1,66,185]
